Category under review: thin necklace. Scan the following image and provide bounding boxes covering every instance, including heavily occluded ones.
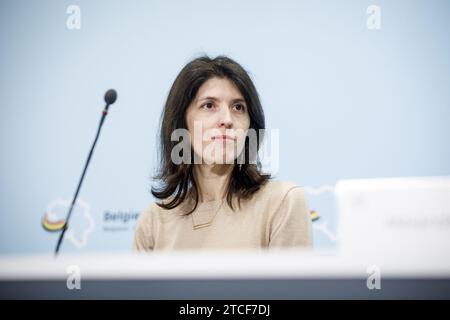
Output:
[192,198,225,230]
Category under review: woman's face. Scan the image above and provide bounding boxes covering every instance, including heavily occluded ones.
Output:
[186,77,250,165]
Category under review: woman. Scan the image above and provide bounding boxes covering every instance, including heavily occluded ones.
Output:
[134,56,312,251]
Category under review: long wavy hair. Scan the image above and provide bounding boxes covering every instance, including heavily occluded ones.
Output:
[151,55,270,214]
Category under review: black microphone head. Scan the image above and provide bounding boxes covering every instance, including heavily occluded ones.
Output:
[104,89,117,105]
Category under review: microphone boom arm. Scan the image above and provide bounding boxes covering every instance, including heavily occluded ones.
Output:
[54,90,117,256]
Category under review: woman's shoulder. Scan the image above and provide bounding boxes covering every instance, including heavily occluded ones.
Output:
[250,179,307,208]
[259,179,305,197]
[136,202,157,224]
[255,180,306,206]
[137,199,186,225]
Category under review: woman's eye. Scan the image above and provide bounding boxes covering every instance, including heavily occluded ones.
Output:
[233,104,246,112]
[202,102,214,110]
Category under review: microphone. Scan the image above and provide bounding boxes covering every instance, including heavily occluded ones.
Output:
[104,89,117,105]
[54,89,118,256]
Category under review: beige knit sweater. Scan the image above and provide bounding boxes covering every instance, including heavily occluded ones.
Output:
[133,180,312,251]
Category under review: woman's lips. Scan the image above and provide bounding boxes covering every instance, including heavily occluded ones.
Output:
[211,135,236,141]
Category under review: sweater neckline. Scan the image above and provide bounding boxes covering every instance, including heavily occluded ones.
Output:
[195,199,224,211]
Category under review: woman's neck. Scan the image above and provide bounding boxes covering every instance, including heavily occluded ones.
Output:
[193,164,234,202]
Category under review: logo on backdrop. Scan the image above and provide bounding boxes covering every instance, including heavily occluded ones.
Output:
[41,198,95,248]
[102,209,140,232]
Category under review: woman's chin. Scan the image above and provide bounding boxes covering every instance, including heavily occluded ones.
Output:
[202,157,237,166]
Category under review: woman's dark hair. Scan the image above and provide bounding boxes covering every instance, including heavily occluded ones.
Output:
[151,55,270,214]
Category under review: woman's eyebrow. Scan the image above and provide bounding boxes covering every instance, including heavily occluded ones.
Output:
[197,96,246,104]
[197,96,219,103]
[231,98,246,104]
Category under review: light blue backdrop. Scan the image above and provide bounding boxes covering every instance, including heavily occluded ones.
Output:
[1,0,449,254]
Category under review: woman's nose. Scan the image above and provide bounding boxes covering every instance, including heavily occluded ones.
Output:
[218,106,233,128]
